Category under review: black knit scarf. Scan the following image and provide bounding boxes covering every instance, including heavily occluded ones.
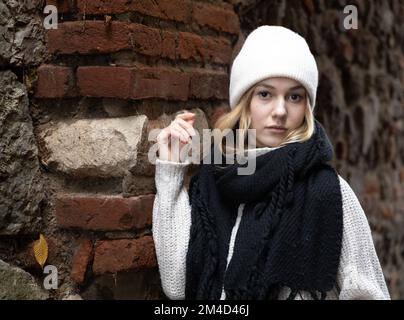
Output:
[185,119,343,300]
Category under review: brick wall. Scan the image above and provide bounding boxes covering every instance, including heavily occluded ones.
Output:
[30,0,240,299]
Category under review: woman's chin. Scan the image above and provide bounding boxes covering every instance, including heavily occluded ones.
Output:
[255,138,282,148]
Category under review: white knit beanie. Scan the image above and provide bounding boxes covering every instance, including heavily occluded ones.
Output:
[229,25,319,111]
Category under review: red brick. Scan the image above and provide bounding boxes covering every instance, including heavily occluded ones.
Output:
[77,0,191,23]
[192,2,240,34]
[364,175,381,195]
[400,55,404,70]
[77,0,239,34]
[77,0,240,34]
[302,0,315,13]
[203,36,233,65]
[70,239,93,284]
[178,32,232,65]
[46,0,75,13]
[35,64,76,98]
[76,66,189,100]
[92,236,157,274]
[47,21,232,65]
[379,203,395,220]
[47,21,131,55]
[132,66,190,101]
[400,168,404,183]
[393,184,403,200]
[208,103,231,128]
[189,70,228,100]
[77,66,133,98]
[160,31,177,59]
[128,24,177,59]
[56,194,154,231]
[341,39,354,62]
[177,32,204,60]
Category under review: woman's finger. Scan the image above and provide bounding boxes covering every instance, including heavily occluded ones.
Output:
[157,138,170,160]
[170,126,189,143]
[156,127,170,145]
[176,111,195,121]
[174,123,191,143]
[175,118,196,137]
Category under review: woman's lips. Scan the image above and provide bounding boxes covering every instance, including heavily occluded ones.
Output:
[265,127,287,133]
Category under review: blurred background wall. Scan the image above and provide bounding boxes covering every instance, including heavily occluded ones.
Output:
[0,0,403,299]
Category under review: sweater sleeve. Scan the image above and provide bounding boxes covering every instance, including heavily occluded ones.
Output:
[152,158,192,300]
[336,175,391,300]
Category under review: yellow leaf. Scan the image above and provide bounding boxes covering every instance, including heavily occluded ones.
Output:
[33,234,48,269]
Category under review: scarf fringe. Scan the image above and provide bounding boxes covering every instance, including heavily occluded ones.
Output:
[286,288,327,300]
[189,174,219,299]
[225,286,328,300]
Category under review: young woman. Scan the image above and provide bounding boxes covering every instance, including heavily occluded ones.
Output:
[152,26,390,300]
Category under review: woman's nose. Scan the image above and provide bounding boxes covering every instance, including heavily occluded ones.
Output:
[272,97,287,118]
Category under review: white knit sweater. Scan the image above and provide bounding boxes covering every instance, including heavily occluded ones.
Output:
[152,147,391,300]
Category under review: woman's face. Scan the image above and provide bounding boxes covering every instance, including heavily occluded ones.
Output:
[249,77,307,148]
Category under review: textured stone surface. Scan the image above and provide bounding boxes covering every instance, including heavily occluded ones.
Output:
[0,0,46,67]
[80,269,163,300]
[0,71,44,234]
[0,259,48,300]
[122,108,209,196]
[38,115,148,178]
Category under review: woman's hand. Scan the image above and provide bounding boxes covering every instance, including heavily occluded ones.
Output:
[156,111,196,162]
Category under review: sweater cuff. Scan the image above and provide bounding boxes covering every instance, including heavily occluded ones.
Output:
[155,158,191,187]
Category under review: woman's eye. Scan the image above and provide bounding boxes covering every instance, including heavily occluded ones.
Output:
[289,94,303,103]
[258,91,271,98]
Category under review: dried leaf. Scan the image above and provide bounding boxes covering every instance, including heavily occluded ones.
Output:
[104,15,112,25]
[33,234,48,269]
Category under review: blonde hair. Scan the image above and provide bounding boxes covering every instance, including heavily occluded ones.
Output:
[213,84,315,156]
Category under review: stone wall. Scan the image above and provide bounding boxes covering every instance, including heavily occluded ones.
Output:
[2,0,239,299]
[0,0,46,234]
[0,0,403,299]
